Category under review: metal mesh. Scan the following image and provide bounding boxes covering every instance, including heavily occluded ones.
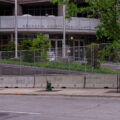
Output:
[0,44,119,89]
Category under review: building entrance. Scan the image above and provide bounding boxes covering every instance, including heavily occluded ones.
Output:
[50,39,62,57]
[50,39,85,61]
[73,40,85,61]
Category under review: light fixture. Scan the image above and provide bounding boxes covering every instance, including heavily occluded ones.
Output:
[70,36,74,40]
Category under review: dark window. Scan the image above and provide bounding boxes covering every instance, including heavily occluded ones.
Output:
[23,4,58,16]
[0,6,13,16]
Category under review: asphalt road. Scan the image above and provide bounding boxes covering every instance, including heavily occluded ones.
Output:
[0,96,120,120]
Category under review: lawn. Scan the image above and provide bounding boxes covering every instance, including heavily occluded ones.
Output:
[0,59,118,74]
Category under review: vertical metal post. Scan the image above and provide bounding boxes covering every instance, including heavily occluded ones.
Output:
[117,74,119,93]
[20,50,21,75]
[91,45,93,72]
[119,74,120,93]
[84,46,87,88]
[84,75,86,88]
[55,40,58,59]
[15,0,18,58]
[92,45,94,71]
[62,5,66,58]
[84,46,87,73]
[0,51,1,76]
[33,50,36,88]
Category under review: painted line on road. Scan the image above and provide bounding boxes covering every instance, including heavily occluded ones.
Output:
[0,110,42,115]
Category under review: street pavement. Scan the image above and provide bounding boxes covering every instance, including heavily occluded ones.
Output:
[0,95,120,120]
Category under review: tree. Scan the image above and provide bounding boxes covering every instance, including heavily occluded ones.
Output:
[31,34,51,61]
[31,34,51,50]
[19,40,32,50]
[51,0,120,41]
[51,0,120,62]
[20,34,51,62]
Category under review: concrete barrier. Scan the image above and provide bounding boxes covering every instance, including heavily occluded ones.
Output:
[0,74,117,88]
[0,76,34,88]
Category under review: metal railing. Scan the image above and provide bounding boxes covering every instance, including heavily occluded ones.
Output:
[0,16,99,31]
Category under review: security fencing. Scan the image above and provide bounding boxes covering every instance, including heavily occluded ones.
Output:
[0,43,119,89]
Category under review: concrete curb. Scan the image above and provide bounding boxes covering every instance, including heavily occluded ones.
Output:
[0,93,120,98]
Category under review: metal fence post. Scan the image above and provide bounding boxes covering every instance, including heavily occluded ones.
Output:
[92,44,94,72]
[20,50,22,76]
[84,46,87,88]
[33,49,36,88]
[91,45,92,72]
[0,51,2,76]
[91,44,94,72]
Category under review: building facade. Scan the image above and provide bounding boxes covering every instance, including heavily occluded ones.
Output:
[0,0,100,60]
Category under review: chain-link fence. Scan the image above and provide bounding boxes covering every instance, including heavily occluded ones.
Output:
[0,43,119,89]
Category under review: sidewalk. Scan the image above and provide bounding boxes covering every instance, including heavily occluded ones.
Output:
[0,88,120,97]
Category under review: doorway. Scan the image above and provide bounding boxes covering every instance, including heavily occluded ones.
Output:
[73,40,85,61]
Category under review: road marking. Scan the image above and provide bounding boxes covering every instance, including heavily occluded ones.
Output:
[0,110,42,115]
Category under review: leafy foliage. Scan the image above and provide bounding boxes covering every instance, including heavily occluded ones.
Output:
[20,34,51,62]
[3,41,15,51]
[19,40,32,50]
[51,0,120,62]
[101,41,120,62]
[31,34,51,50]
[31,34,51,61]
[51,0,120,41]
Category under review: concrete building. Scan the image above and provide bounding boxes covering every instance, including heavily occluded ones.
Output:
[0,0,100,60]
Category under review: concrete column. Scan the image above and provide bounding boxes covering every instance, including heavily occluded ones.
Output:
[13,4,22,15]
[62,5,66,57]
[10,33,14,42]
[58,5,63,16]
[17,4,23,15]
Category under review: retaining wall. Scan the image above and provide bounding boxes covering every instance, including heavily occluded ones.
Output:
[0,74,117,88]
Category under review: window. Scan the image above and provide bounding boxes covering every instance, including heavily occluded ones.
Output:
[23,4,58,16]
[0,6,13,16]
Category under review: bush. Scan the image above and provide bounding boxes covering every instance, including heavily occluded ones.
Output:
[101,41,120,62]
[31,34,51,62]
[86,43,100,68]
[21,50,34,63]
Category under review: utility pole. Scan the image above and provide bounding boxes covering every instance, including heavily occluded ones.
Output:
[62,4,66,58]
[15,0,18,58]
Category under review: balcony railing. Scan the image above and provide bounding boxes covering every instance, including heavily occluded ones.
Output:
[0,16,100,32]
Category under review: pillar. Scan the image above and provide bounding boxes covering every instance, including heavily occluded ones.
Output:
[58,5,63,16]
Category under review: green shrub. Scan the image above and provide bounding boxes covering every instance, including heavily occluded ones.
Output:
[21,50,34,63]
[101,41,120,62]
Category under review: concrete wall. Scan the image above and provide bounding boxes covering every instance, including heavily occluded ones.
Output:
[0,74,117,88]
[0,76,34,88]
